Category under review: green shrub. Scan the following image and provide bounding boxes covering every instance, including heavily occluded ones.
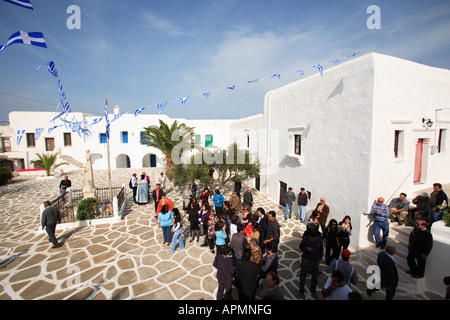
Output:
[443,208,450,227]
[0,167,13,186]
[76,197,97,220]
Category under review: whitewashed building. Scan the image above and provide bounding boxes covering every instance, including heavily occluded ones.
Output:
[1,52,449,294]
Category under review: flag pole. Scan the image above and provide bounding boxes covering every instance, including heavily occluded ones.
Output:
[105,99,113,203]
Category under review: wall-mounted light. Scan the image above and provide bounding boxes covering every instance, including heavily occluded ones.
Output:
[422,118,433,128]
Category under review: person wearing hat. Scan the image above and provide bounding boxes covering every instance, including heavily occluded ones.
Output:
[284,187,296,220]
[408,192,430,226]
[326,249,358,286]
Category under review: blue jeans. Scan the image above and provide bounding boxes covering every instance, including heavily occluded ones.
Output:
[373,220,389,247]
[162,225,173,243]
[170,227,184,252]
[285,203,293,219]
[429,208,443,223]
[298,205,307,221]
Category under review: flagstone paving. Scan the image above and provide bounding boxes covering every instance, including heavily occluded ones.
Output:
[0,168,442,300]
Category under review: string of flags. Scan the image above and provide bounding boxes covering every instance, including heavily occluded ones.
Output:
[1,0,92,143]
[2,0,363,144]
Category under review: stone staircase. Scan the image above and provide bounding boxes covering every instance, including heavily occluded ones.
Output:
[58,154,84,170]
[356,222,433,299]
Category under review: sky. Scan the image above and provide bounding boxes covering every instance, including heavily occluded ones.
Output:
[0,0,449,123]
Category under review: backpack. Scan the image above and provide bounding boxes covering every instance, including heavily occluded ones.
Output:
[129,178,133,189]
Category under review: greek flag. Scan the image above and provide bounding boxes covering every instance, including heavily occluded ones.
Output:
[180,97,189,105]
[16,130,25,146]
[157,102,167,114]
[203,91,211,98]
[271,74,281,80]
[0,31,46,53]
[104,104,110,139]
[134,107,145,117]
[314,64,324,76]
[3,0,33,10]
[35,128,44,141]
[48,125,62,135]
[36,61,58,77]
[226,85,235,90]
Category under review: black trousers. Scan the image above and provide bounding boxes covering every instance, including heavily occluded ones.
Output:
[45,223,58,246]
[132,186,137,203]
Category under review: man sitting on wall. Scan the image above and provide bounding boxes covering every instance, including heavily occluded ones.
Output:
[388,193,410,226]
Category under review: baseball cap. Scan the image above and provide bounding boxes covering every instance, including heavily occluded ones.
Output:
[341,249,351,258]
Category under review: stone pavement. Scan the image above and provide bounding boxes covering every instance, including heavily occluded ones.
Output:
[0,168,442,300]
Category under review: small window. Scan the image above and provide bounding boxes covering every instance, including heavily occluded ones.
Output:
[294,134,301,156]
[100,133,107,144]
[26,133,36,147]
[121,131,128,144]
[246,134,250,149]
[205,135,213,148]
[394,130,404,158]
[438,129,446,153]
[140,132,148,145]
[64,133,72,146]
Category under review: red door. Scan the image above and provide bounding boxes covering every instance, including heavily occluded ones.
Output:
[413,139,423,183]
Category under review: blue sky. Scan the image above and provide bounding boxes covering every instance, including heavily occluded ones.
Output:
[0,0,449,122]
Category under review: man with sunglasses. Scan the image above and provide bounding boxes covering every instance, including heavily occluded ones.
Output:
[370,197,390,249]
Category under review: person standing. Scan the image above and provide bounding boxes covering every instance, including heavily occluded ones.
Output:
[59,175,71,196]
[188,198,201,243]
[41,201,62,248]
[213,189,225,216]
[152,184,164,213]
[183,185,192,213]
[158,172,166,193]
[298,229,323,299]
[297,188,308,222]
[243,187,254,212]
[130,173,138,204]
[157,205,174,245]
[284,187,296,220]
[371,197,390,249]
[258,271,285,300]
[169,208,184,252]
[366,245,398,300]
[200,187,211,208]
[264,211,280,251]
[155,194,174,220]
[326,249,359,287]
[257,207,268,253]
[234,179,242,201]
[213,244,234,300]
[230,191,241,213]
[323,219,340,266]
[314,198,329,233]
[136,174,149,205]
[338,215,352,252]
[189,180,197,198]
[407,218,433,279]
[214,220,228,255]
[236,248,260,300]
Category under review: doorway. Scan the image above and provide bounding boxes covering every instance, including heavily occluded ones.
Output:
[279,181,287,206]
[413,138,428,184]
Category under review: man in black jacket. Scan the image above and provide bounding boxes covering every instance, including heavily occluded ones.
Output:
[407,218,433,278]
[366,245,398,300]
[41,201,62,248]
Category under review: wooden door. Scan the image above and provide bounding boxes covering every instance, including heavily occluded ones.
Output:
[413,139,423,183]
[45,138,55,151]
[279,181,287,206]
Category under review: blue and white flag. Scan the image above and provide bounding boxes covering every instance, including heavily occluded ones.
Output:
[134,107,145,117]
[36,61,58,77]
[111,112,123,123]
[104,104,110,139]
[3,0,33,10]
[48,125,62,135]
[226,85,235,90]
[157,102,167,114]
[331,59,341,65]
[89,117,103,126]
[271,74,281,80]
[180,97,189,105]
[293,69,304,76]
[0,31,46,53]
[314,64,324,76]
[16,129,25,146]
[247,79,258,84]
[35,128,44,141]
[203,91,211,98]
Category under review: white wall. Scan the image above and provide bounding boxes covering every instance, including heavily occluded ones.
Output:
[261,53,376,250]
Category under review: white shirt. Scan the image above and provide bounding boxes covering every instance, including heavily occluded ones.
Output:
[323,278,352,300]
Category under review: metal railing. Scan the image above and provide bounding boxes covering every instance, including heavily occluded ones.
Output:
[49,186,124,223]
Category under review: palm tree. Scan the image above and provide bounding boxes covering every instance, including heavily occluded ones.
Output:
[31,153,68,176]
[141,120,197,173]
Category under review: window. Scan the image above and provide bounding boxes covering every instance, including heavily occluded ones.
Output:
[100,133,107,144]
[64,133,72,146]
[438,129,447,153]
[140,132,148,145]
[294,134,302,156]
[26,133,36,147]
[205,135,213,148]
[394,130,404,158]
[247,134,250,149]
[121,131,128,144]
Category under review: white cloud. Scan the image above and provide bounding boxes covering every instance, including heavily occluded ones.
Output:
[141,12,187,37]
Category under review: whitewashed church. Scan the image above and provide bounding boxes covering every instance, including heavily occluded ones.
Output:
[1,52,449,294]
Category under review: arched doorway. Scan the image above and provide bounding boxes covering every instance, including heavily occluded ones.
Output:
[116,154,131,168]
[142,153,157,168]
